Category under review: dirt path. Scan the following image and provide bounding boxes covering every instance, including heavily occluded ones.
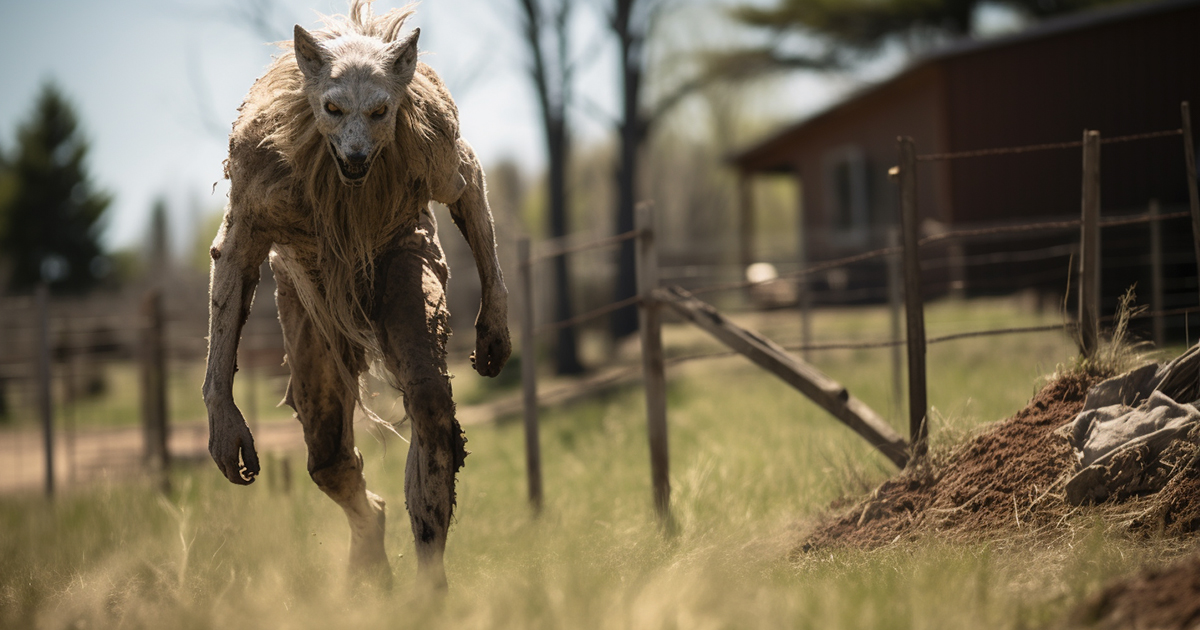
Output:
[0,419,306,495]
[0,364,635,495]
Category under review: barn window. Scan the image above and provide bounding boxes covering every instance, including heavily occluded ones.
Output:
[822,146,869,243]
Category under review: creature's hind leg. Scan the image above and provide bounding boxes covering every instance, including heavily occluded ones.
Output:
[272,255,391,587]
[371,226,462,589]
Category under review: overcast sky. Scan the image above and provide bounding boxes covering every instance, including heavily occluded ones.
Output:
[0,0,858,252]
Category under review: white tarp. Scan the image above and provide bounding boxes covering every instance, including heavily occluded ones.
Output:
[1060,348,1200,505]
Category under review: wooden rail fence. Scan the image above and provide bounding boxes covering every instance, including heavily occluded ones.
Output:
[516,101,1200,524]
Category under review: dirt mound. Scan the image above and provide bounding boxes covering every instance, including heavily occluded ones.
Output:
[1070,553,1200,630]
[796,372,1095,553]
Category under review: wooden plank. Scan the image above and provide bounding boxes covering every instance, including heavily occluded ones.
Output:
[1182,102,1200,309]
[636,203,671,522]
[1079,130,1101,358]
[658,285,909,469]
[518,237,543,513]
[898,137,928,458]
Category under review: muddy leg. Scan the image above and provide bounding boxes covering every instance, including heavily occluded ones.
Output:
[372,223,464,589]
[273,254,391,587]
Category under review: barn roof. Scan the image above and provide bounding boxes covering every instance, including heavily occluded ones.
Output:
[729,0,1200,173]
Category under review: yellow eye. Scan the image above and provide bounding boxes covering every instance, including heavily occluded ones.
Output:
[370,105,387,118]
[325,102,342,116]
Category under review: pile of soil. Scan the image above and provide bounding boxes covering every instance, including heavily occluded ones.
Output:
[792,363,1200,628]
[1070,553,1200,630]
[795,372,1096,554]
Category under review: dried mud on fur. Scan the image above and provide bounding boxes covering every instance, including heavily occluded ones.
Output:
[795,368,1200,555]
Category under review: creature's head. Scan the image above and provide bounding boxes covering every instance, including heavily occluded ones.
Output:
[293,24,419,186]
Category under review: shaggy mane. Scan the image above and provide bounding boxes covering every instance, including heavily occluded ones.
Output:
[228,0,461,415]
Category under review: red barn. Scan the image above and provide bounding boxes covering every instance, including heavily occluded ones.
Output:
[731,0,1200,320]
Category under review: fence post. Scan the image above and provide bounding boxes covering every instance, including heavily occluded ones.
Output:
[36,283,54,498]
[887,226,904,419]
[796,180,812,360]
[897,137,928,459]
[738,172,756,281]
[1150,199,1165,347]
[1182,102,1200,309]
[636,202,670,524]
[1079,130,1101,358]
[517,237,543,513]
[140,289,169,492]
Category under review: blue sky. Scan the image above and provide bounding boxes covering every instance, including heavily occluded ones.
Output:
[0,0,864,252]
[0,0,617,251]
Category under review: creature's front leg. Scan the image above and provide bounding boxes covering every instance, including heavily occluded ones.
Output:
[442,139,512,377]
[203,214,272,485]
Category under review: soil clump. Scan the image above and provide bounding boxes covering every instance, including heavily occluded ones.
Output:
[795,372,1096,555]
[1069,552,1200,630]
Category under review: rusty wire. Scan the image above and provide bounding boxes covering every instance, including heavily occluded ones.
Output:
[916,128,1183,161]
[533,294,643,336]
[532,229,642,263]
[526,204,1195,339]
[682,212,1189,298]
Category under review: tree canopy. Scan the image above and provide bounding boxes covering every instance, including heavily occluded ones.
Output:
[0,83,111,293]
[731,0,1128,69]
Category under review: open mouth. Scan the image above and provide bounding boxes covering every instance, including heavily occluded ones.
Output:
[329,142,373,185]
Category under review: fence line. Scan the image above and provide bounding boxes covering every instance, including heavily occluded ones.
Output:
[533,229,642,262]
[525,211,1187,337]
[513,111,1200,525]
[533,294,642,336]
[916,128,1183,161]
[521,208,1194,338]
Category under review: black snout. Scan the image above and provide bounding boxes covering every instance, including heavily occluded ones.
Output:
[345,151,369,165]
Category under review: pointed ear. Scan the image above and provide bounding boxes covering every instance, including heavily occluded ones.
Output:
[294,25,328,79]
[388,28,420,83]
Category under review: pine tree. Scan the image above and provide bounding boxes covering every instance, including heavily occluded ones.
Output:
[0,83,111,293]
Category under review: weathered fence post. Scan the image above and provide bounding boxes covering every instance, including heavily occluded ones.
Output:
[1079,130,1101,358]
[1150,199,1165,346]
[897,137,928,459]
[518,237,543,513]
[795,180,812,360]
[738,172,756,282]
[140,289,169,492]
[1182,102,1200,309]
[36,283,54,498]
[636,202,670,523]
[887,226,904,418]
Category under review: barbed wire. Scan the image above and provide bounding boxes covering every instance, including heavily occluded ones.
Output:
[532,229,642,263]
[687,246,899,297]
[533,294,643,336]
[916,129,1183,161]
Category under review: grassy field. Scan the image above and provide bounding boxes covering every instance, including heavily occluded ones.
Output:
[2,298,1194,629]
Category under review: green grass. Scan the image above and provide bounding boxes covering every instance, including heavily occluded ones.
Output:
[1,298,1195,629]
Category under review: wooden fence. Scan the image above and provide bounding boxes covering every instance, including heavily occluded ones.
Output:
[516,102,1200,526]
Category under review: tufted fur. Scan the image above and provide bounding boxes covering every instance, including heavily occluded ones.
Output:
[225,0,464,408]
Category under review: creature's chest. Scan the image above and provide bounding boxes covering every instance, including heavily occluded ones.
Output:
[267,189,429,269]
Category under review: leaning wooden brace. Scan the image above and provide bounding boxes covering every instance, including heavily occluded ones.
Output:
[202,1,510,588]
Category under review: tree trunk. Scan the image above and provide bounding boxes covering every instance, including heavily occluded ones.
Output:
[549,121,583,374]
[611,3,646,341]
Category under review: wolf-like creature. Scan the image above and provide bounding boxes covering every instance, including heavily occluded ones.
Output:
[203,1,510,588]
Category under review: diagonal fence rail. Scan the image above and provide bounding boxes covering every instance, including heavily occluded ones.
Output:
[516,102,1200,524]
